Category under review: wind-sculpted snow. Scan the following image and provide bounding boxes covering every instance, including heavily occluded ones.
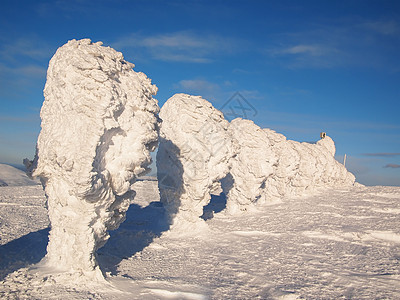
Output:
[158,96,355,220]
[157,94,235,231]
[225,119,356,213]
[262,127,355,201]
[24,39,159,280]
[222,119,278,214]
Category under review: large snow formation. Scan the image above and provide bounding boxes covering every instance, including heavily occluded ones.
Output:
[225,118,356,213]
[222,118,278,214]
[157,93,235,230]
[25,39,159,279]
[158,96,355,222]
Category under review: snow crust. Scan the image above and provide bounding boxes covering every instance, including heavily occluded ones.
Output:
[24,39,159,279]
[157,94,235,231]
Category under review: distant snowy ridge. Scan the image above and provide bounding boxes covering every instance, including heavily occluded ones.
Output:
[0,164,39,187]
[24,39,160,281]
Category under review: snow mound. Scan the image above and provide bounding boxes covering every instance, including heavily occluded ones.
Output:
[262,127,355,201]
[0,164,39,186]
[226,119,355,213]
[24,39,160,280]
[158,96,356,222]
[222,119,278,214]
[157,93,235,231]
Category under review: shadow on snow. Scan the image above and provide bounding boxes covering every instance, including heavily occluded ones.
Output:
[97,200,170,276]
[0,185,227,280]
[201,193,227,221]
[0,228,49,281]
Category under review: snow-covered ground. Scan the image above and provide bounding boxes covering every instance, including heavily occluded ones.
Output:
[1,178,399,299]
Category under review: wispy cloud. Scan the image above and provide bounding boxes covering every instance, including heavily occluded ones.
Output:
[112,31,245,63]
[279,44,326,56]
[0,37,52,63]
[176,79,220,93]
[173,78,265,106]
[363,153,400,157]
[384,163,400,168]
[0,63,46,79]
[238,89,265,100]
[361,20,400,36]
[0,114,39,123]
[267,41,342,69]
[265,18,400,70]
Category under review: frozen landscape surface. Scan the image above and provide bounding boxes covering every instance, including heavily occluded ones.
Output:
[1,179,400,299]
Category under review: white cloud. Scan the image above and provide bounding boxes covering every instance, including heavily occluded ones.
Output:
[363,153,400,157]
[0,63,46,79]
[361,20,400,36]
[280,45,325,56]
[384,163,400,168]
[267,42,341,69]
[175,79,220,94]
[112,31,243,63]
[0,37,52,63]
[264,18,400,70]
[238,89,264,100]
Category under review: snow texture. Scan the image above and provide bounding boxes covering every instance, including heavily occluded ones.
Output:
[225,118,356,213]
[157,94,235,231]
[24,39,159,279]
[1,182,400,299]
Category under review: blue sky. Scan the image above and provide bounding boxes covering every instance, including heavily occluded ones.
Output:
[0,0,399,186]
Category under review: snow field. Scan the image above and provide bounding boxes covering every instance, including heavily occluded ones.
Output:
[1,181,399,299]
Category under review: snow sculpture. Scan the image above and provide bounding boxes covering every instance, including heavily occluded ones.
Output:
[25,39,159,279]
[221,118,278,214]
[157,93,234,230]
[225,119,355,213]
[263,131,355,200]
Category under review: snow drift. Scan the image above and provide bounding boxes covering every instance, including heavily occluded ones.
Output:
[25,39,159,279]
[157,93,235,230]
[158,96,355,223]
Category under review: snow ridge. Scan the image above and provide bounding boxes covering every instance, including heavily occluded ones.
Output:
[226,119,356,213]
[158,94,356,226]
[0,164,39,187]
[25,39,160,280]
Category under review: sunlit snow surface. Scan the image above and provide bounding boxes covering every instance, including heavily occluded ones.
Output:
[1,180,400,299]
